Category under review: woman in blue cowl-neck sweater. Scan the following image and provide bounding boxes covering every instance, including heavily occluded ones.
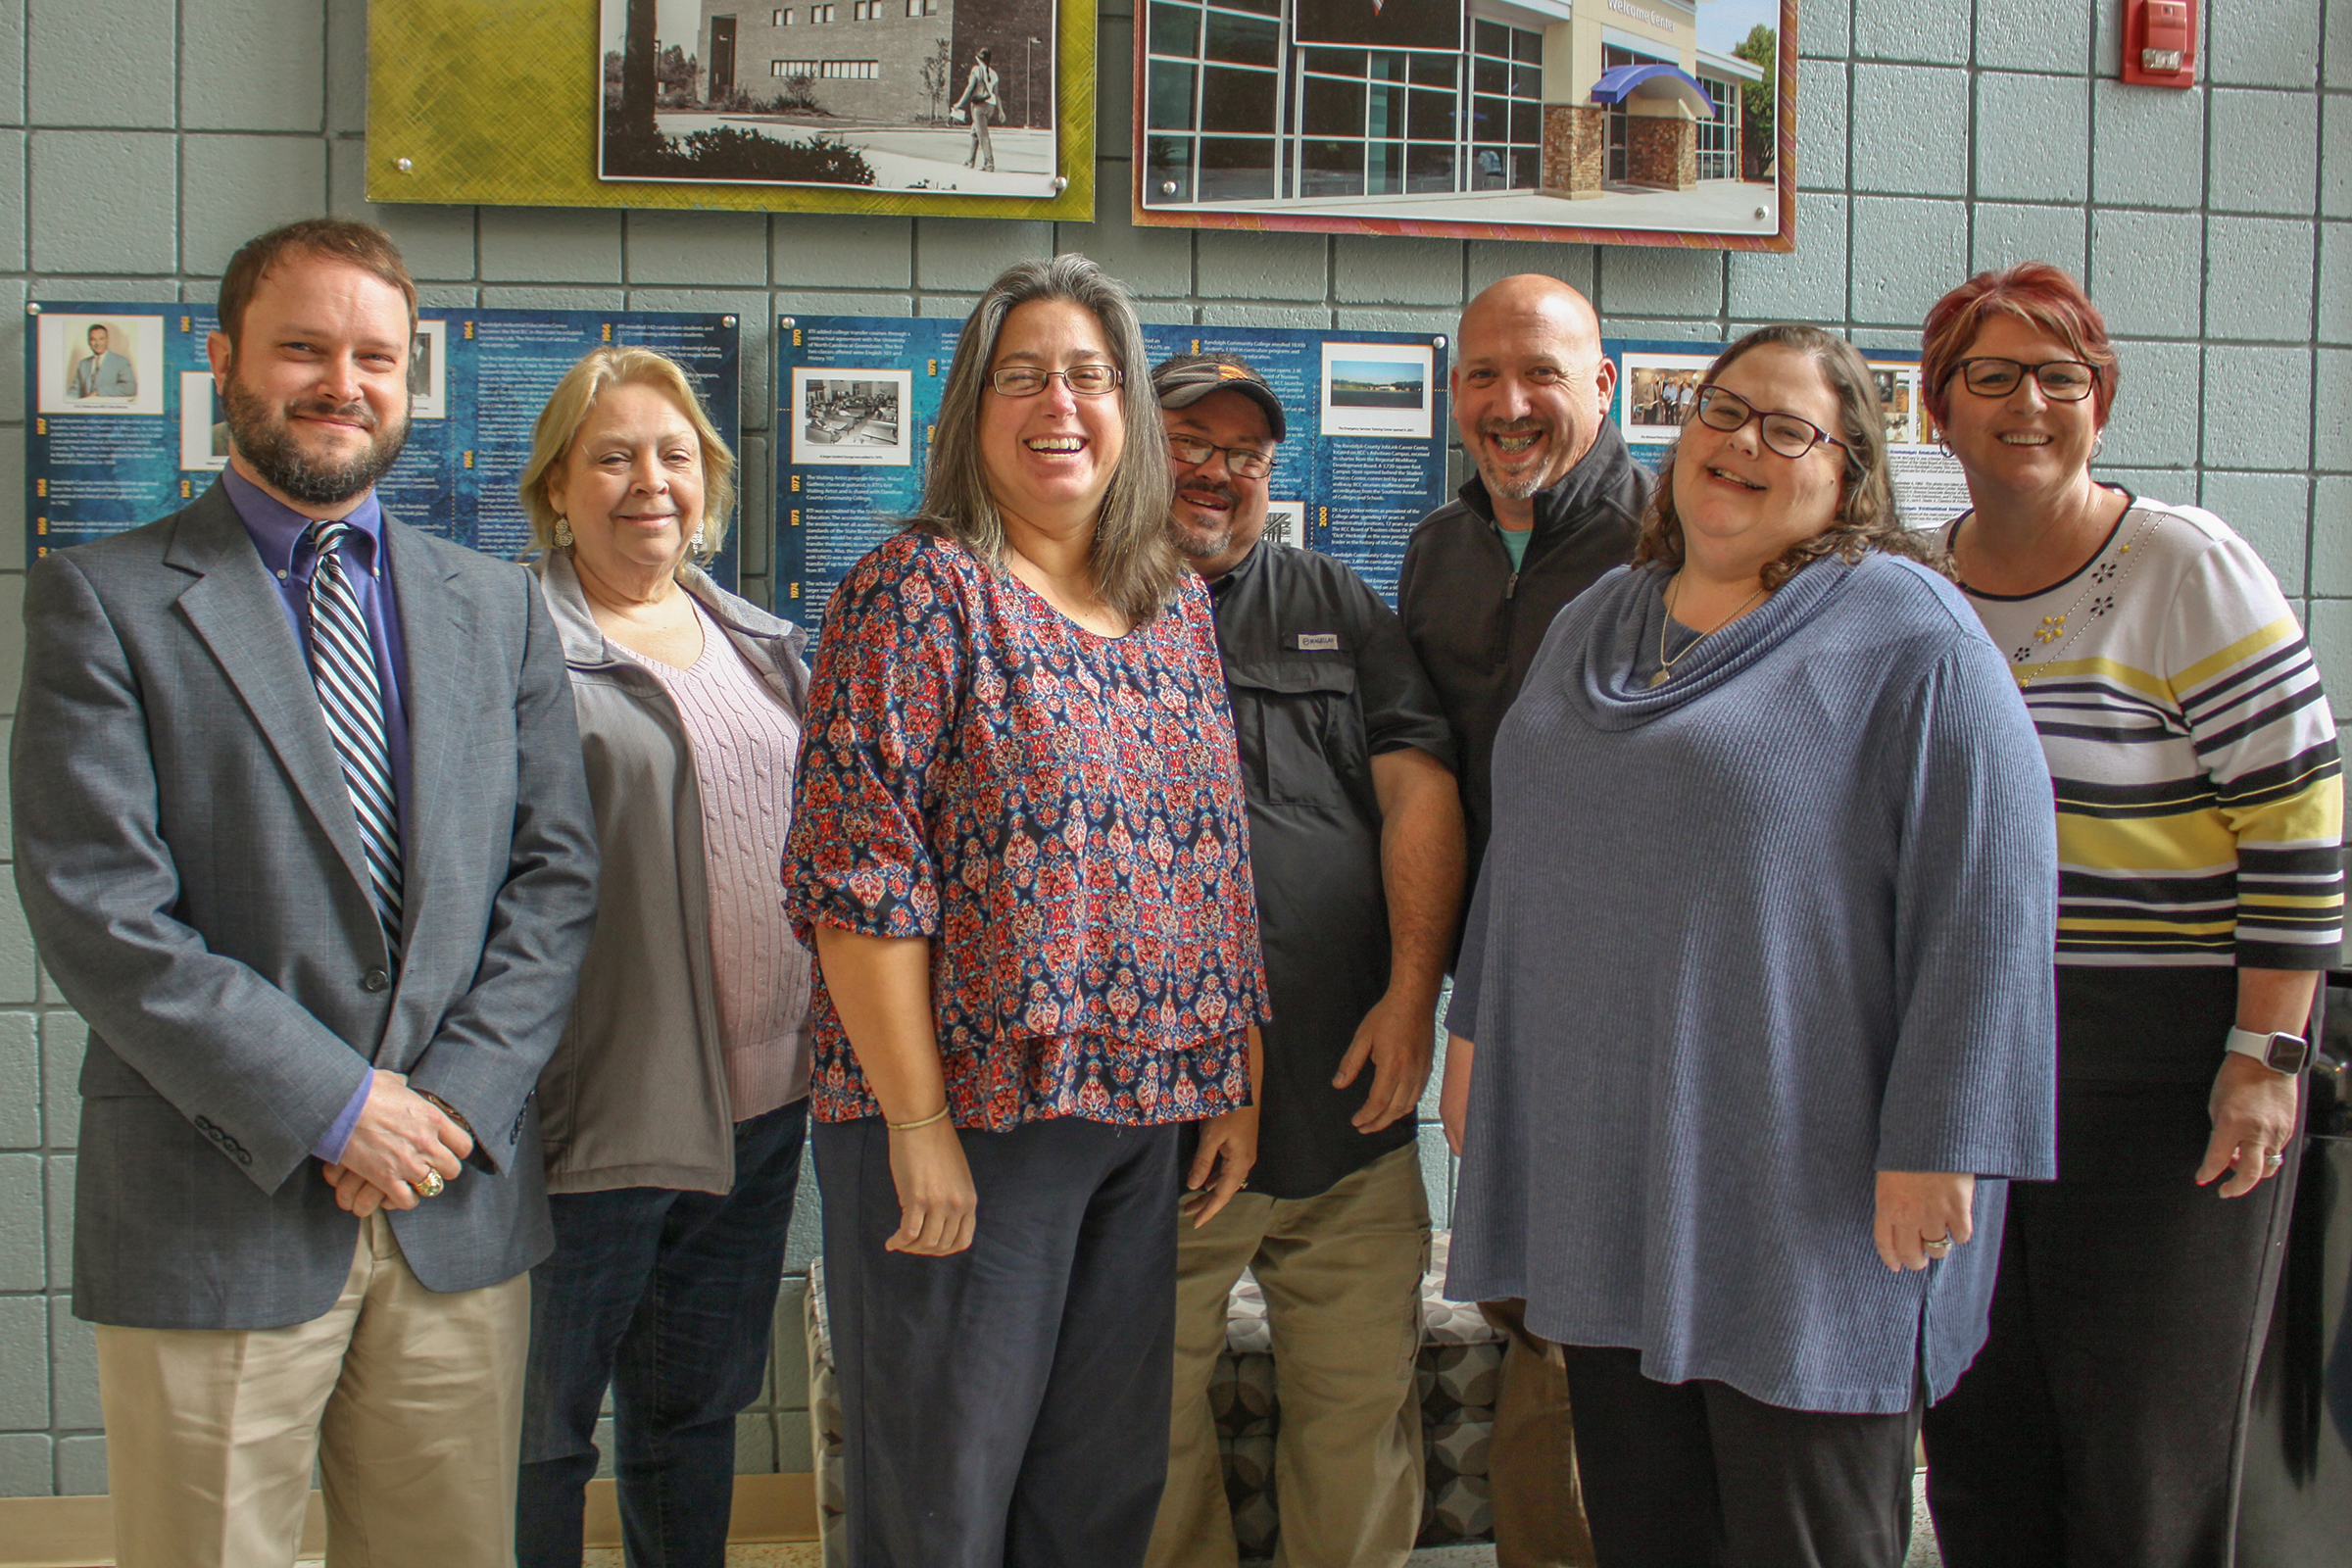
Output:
[1440,324,2060,1568]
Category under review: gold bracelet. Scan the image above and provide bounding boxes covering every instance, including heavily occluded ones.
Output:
[886,1105,952,1132]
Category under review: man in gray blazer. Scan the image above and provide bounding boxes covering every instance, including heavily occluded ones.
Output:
[69,321,136,398]
[12,219,600,1567]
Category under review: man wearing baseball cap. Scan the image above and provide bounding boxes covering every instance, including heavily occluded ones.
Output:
[1145,352,1466,1568]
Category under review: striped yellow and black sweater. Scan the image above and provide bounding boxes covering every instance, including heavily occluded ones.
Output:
[1956,498,2343,970]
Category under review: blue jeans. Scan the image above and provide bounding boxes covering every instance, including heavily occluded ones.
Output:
[515,1099,809,1568]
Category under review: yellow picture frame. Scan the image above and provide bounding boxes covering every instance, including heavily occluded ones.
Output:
[367,0,1095,220]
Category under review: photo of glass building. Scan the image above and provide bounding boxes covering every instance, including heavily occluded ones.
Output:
[1138,0,1775,235]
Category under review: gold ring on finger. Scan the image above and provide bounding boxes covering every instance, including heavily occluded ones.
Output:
[415,1169,445,1199]
[1923,1233,1953,1252]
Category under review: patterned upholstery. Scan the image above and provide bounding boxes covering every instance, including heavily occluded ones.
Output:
[806,1232,1499,1563]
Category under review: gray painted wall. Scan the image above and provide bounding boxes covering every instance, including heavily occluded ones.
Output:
[0,0,2345,1499]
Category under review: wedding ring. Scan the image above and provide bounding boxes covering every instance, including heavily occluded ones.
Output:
[1923,1233,1953,1253]
[2264,1152,2284,1168]
[415,1169,445,1199]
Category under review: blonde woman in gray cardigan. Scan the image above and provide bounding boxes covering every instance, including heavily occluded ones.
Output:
[512,348,815,1568]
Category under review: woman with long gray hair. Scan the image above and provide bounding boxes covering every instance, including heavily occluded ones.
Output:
[785,254,1268,1564]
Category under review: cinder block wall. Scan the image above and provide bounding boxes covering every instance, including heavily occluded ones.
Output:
[0,0,2345,1499]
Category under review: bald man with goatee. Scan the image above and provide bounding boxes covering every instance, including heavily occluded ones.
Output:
[1399,274,1649,1568]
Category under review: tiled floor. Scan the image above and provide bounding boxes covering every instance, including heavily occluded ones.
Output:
[1387,1466,1950,1567]
[580,1550,820,1566]
[305,1549,826,1567]
[304,1471,1943,1567]
[1389,1471,1944,1567]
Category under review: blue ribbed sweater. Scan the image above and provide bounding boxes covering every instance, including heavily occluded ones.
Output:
[1444,553,2059,1413]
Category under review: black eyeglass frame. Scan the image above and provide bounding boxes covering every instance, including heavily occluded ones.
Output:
[987,364,1125,398]
[1688,385,1847,460]
[1946,357,2099,402]
[1165,432,1276,480]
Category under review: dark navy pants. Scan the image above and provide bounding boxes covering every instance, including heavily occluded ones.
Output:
[813,1114,1179,1568]
[515,1099,809,1568]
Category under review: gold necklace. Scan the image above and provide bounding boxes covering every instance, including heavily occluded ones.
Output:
[1649,574,1769,689]
[1997,510,2160,690]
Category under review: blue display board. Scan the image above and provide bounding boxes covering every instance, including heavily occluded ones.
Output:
[25,303,743,588]
[774,316,1450,630]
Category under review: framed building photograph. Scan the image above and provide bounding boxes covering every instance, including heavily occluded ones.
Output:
[598,0,1063,198]
[1132,0,1794,251]
[366,0,1093,220]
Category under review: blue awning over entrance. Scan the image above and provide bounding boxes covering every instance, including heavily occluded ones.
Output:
[1590,64,1716,116]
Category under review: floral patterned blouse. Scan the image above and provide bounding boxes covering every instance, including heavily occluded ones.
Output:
[786,528,1268,1130]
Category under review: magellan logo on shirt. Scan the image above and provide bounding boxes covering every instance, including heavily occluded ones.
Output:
[1296,633,1339,651]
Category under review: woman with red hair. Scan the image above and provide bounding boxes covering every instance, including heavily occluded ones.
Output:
[1916,262,2342,1568]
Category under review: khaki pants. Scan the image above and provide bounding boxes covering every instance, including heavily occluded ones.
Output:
[1480,1298,1597,1568]
[95,1210,531,1568]
[1146,1144,1431,1568]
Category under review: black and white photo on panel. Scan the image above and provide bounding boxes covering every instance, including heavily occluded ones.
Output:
[789,368,915,466]
[598,0,1060,196]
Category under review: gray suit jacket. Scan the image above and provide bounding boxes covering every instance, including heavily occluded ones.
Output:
[12,481,601,1331]
[71,349,135,398]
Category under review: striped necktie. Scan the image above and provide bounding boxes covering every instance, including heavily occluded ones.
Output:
[305,520,404,958]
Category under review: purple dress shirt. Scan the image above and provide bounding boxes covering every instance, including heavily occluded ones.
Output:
[221,468,413,1163]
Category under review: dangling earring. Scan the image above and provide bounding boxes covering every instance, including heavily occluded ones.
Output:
[554,516,573,548]
[690,524,707,558]
[2090,433,2105,462]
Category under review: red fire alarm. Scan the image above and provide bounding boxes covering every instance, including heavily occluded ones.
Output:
[2122,0,2197,87]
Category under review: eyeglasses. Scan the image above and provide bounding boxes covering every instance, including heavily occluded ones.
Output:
[988,364,1123,398]
[1690,385,1845,460]
[1949,357,2097,402]
[1167,432,1274,480]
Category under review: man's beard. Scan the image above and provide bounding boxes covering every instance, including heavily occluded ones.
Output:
[1171,479,1245,560]
[1172,511,1236,561]
[1475,417,1554,501]
[221,372,410,508]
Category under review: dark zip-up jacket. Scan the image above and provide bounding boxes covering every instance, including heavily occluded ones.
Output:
[1396,423,1651,913]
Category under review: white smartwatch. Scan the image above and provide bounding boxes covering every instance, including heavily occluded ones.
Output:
[2225,1026,2312,1075]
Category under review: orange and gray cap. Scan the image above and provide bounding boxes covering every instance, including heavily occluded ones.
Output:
[1151,352,1287,442]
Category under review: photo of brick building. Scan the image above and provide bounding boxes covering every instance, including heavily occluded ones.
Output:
[1136,0,1781,239]
[598,0,1061,194]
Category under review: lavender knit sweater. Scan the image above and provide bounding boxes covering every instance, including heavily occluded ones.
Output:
[1444,553,2059,1413]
